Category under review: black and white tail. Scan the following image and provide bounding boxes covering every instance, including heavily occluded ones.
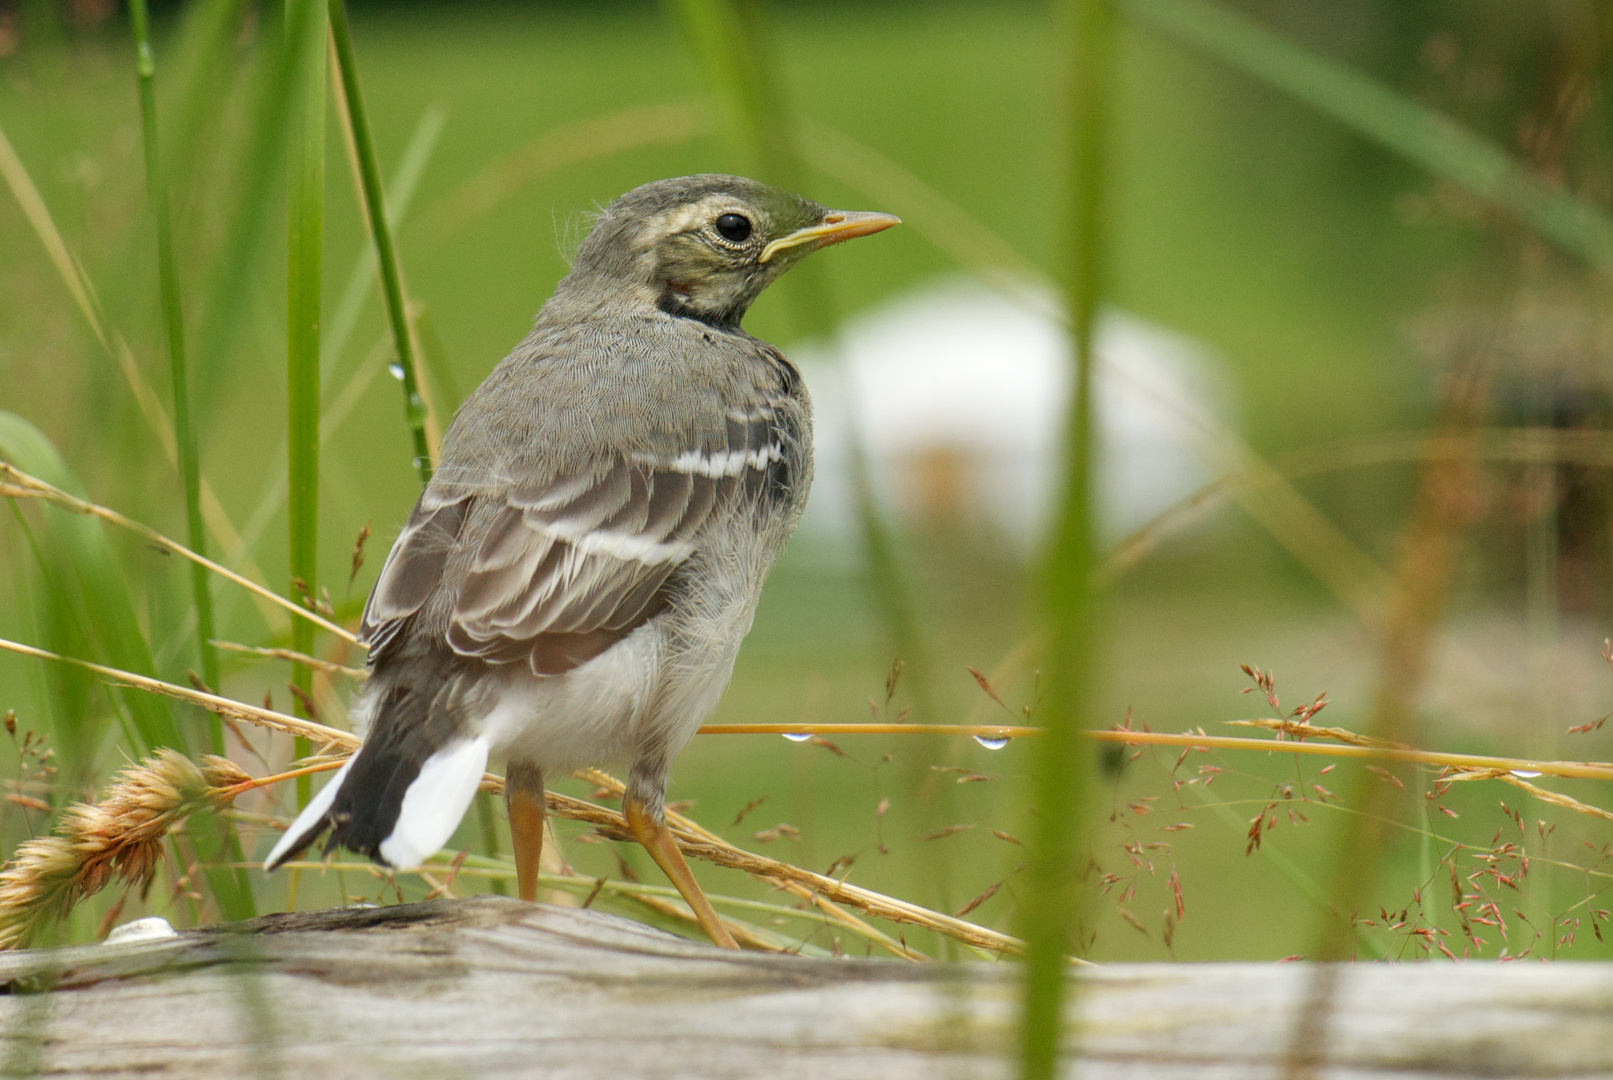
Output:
[264,647,489,872]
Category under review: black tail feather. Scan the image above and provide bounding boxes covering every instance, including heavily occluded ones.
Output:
[327,645,473,861]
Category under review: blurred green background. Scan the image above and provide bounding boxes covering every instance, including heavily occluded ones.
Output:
[2,0,1611,962]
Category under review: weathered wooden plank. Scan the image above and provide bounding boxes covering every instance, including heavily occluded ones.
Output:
[0,897,1607,1079]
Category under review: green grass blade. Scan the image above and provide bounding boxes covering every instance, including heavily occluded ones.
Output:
[209,106,446,641]
[663,0,787,173]
[0,123,108,354]
[159,0,250,191]
[190,2,313,414]
[411,303,460,414]
[322,104,447,379]
[211,104,448,625]
[0,115,263,602]
[128,0,221,744]
[5,509,96,788]
[285,0,327,806]
[663,0,937,728]
[328,0,433,484]
[0,414,184,759]
[1121,0,1613,272]
[1022,0,1112,1073]
[415,100,706,247]
[127,0,255,922]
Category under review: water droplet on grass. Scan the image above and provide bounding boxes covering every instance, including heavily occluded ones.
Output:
[388,362,405,380]
[782,732,812,742]
[974,735,1011,750]
[1511,770,1542,778]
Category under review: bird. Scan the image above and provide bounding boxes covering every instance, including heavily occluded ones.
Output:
[264,174,899,949]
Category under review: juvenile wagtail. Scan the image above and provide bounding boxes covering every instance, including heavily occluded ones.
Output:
[266,174,899,948]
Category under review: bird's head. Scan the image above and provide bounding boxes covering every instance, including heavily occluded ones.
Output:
[564,174,900,326]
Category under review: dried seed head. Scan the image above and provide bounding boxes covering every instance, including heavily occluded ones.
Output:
[730,795,767,826]
[0,750,248,950]
[350,523,372,586]
[967,666,1009,712]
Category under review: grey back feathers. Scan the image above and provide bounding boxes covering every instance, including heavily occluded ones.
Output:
[361,304,810,678]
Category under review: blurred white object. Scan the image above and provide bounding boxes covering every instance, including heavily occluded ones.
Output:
[794,276,1234,551]
[104,917,178,945]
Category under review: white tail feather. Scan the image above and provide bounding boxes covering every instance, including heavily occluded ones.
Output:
[264,756,356,871]
[378,736,491,870]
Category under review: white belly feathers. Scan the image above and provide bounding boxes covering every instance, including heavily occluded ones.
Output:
[478,623,660,773]
[475,535,767,776]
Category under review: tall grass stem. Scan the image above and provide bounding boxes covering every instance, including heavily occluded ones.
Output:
[1021,0,1112,1074]
[191,1,313,411]
[328,0,434,484]
[127,0,222,750]
[664,0,951,932]
[664,0,937,726]
[0,416,182,757]
[1,117,271,613]
[1282,371,1486,1078]
[285,0,328,808]
[127,0,255,918]
[323,104,446,384]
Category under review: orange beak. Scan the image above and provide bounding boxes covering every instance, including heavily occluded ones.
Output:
[759,209,902,263]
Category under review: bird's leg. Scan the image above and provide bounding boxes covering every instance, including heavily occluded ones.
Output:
[623,793,739,950]
[505,761,545,903]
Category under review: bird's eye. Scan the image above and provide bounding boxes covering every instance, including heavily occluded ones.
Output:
[715,213,752,243]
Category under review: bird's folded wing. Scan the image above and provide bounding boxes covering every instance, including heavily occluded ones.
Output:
[359,404,785,675]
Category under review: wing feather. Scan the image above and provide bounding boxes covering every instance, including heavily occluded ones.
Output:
[362,393,792,677]
[360,495,472,658]
[643,471,693,538]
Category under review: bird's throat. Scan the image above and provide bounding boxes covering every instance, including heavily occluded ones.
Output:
[657,278,746,328]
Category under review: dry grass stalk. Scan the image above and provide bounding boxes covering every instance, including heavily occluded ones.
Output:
[0,637,354,750]
[485,778,1007,958]
[1105,427,1613,590]
[0,463,356,645]
[0,638,1013,958]
[210,639,366,679]
[19,633,1613,953]
[574,768,929,962]
[261,762,970,958]
[1228,717,1390,747]
[1094,726,1613,781]
[678,838,1027,957]
[699,723,1035,739]
[1235,717,1613,824]
[1457,771,1613,823]
[619,890,784,952]
[0,636,1024,751]
[0,750,249,949]
[281,860,887,955]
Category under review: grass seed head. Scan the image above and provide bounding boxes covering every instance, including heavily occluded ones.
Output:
[0,750,248,949]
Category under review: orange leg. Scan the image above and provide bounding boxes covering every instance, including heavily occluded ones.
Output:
[624,795,739,950]
[505,763,545,903]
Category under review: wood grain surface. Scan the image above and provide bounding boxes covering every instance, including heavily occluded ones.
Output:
[0,896,1606,1078]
